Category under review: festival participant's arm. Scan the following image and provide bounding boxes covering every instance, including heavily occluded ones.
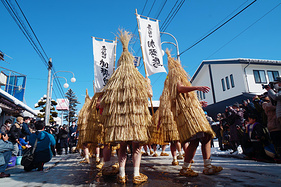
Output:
[177,82,210,94]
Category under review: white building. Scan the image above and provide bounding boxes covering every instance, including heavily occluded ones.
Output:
[191,58,281,118]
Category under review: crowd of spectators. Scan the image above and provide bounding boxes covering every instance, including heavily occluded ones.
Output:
[0,118,78,178]
[212,91,281,162]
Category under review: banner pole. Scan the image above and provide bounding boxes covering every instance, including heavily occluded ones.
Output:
[113,37,117,72]
[135,9,154,116]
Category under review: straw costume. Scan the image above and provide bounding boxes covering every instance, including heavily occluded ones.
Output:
[166,50,222,176]
[158,77,180,143]
[77,89,94,163]
[158,76,184,164]
[99,29,151,184]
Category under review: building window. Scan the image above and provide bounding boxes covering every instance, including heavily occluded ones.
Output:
[221,78,226,91]
[267,71,279,82]
[253,70,267,83]
[197,91,206,100]
[230,74,235,88]
[225,76,230,90]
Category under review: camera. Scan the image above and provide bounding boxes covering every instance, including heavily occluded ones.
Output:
[262,82,274,89]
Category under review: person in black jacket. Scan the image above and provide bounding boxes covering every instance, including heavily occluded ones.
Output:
[21,117,31,141]
[59,125,69,154]
[245,114,271,160]
[9,117,23,156]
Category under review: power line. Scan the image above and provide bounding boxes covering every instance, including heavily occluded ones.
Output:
[155,0,168,19]
[179,0,257,56]
[1,0,67,100]
[161,0,185,32]
[160,0,180,31]
[15,0,49,60]
[206,2,281,59]
[1,0,48,67]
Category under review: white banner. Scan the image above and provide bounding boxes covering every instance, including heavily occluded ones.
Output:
[137,15,166,76]
[93,38,116,92]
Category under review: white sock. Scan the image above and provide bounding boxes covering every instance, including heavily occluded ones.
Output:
[100,157,104,163]
[119,167,125,177]
[96,153,99,158]
[133,167,140,177]
[85,154,89,160]
[204,159,211,168]
[173,156,177,162]
[182,162,191,169]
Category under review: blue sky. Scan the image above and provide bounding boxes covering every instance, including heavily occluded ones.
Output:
[1,0,281,113]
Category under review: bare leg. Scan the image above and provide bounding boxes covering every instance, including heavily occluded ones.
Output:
[118,142,127,168]
[143,145,148,152]
[103,145,111,162]
[171,142,177,157]
[162,144,167,152]
[83,143,90,163]
[153,144,157,152]
[184,140,199,163]
[132,142,142,177]
[176,141,182,153]
[182,142,189,153]
[201,135,211,160]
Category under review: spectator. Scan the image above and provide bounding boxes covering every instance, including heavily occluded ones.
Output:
[0,132,13,178]
[0,119,12,135]
[21,117,31,141]
[18,134,30,156]
[228,103,244,154]
[69,122,77,153]
[9,117,23,156]
[24,121,56,171]
[262,96,281,157]
[59,124,69,155]
[216,113,224,151]
[245,114,271,160]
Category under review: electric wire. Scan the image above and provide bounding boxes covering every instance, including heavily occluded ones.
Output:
[15,0,49,60]
[155,0,168,19]
[161,0,185,32]
[1,0,48,67]
[1,0,67,100]
[206,2,281,60]
[179,0,257,56]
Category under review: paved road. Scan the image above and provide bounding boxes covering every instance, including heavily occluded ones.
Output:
[1,147,281,187]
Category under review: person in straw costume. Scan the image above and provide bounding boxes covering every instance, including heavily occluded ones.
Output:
[99,29,152,184]
[158,76,184,165]
[76,89,95,164]
[166,50,223,176]
[94,95,120,175]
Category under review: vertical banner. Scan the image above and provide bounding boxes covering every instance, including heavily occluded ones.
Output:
[137,15,166,76]
[92,37,116,92]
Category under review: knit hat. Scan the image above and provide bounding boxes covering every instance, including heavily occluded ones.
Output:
[17,116,23,122]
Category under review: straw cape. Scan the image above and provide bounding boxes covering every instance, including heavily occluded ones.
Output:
[149,110,164,145]
[100,30,152,143]
[77,89,94,149]
[87,92,104,146]
[158,77,180,142]
[166,50,215,142]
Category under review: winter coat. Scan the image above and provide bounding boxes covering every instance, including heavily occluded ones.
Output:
[0,139,13,166]
[268,89,281,119]
[228,108,244,141]
[262,102,281,132]
[9,123,21,143]
[29,131,56,163]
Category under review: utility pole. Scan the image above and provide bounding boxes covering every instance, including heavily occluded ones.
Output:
[45,58,52,126]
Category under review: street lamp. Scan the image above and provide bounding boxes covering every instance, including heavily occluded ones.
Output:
[160,32,180,62]
[45,69,76,126]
